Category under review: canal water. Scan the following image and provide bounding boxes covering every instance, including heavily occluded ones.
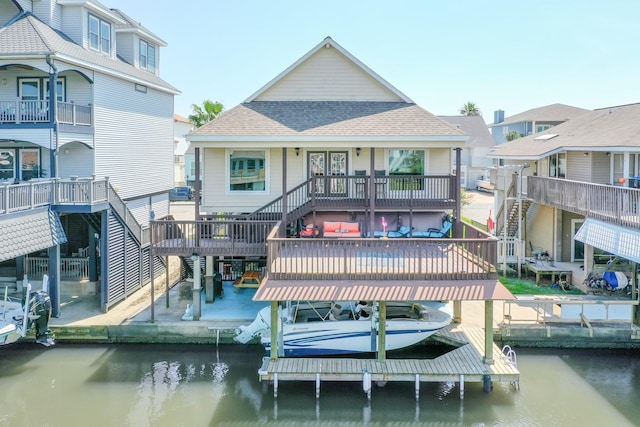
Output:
[0,343,639,426]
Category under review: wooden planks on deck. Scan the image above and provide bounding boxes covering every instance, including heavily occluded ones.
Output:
[258,327,520,394]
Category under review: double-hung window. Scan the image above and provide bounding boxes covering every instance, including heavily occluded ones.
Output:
[89,14,111,54]
[140,40,156,72]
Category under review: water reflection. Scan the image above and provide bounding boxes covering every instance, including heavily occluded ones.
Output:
[0,344,639,426]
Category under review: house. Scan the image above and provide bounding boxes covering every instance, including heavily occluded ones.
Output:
[489,103,590,145]
[0,0,178,314]
[488,103,640,292]
[438,115,495,190]
[151,37,513,359]
[174,114,192,187]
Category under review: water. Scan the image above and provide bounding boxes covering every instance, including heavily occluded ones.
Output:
[1,343,639,426]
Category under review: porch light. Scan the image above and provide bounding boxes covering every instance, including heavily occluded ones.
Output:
[295,147,300,156]
[191,253,198,262]
[356,147,361,157]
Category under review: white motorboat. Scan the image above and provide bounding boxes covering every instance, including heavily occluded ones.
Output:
[0,281,55,347]
[234,301,452,357]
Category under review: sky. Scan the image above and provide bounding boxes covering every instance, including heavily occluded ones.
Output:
[106,0,640,122]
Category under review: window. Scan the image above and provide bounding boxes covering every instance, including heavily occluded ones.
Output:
[89,14,111,54]
[140,40,156,72]
[612,153,624,184]
[19,77,65,101]
[19,79,40,101]
[536,124,551,133]
[229,150,266,191]
[388,149,425,190]
[45,79,65,102]
[548,152,566,178]
[0,150,15,181]
[20,149,40,181]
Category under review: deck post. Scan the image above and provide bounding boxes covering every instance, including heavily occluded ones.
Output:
[377,301,387,362]
[453,300,462,323]
[273,372,278,398]
[483,300,494,364]
[271,301,279,360]
[459,374,464,399]
[415,374,420,400]
[315,373,321,398]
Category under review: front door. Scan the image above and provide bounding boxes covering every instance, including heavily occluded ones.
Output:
[571,219,584,262]
[308,151,347,196]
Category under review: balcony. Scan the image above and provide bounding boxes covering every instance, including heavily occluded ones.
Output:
[527,176,640,230]
[0,100,92,126]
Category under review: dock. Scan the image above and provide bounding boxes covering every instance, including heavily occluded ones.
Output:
[258,326,519,399]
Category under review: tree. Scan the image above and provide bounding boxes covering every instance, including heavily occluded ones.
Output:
[189,99,224,128]
[505,130,524,141]
[459,101,481,116]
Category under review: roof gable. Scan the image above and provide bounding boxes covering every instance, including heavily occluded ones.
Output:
[491,103,590,127]
[246,37,412,103]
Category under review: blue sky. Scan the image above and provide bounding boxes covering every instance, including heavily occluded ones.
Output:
[107,0,639,122]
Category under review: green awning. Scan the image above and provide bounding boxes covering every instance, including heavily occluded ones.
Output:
[574,218,640,264]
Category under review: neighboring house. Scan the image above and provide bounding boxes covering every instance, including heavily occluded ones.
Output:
[488,103,640,286]
[438,115,495,189]
[489,104,590,145]
[0,0,178,313]
[152,37,510,358]
[183,143,201,189]
[174,114,192,186]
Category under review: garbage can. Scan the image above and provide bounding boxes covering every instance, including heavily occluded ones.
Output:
[213,273,223,297]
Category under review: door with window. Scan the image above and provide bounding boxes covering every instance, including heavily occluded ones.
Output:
[571,219,584,262]
[20,149,41,181]
[308,151,347,197]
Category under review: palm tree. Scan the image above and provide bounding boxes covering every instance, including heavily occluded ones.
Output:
[459,102,481,116]
[189,99,224,128]
[505,130,523,141]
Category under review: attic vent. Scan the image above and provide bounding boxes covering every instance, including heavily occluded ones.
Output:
[534,134,558,141]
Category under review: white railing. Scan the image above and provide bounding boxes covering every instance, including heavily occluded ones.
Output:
[497,237,526,264]
[25,256,90,281]
[0,99,92,126]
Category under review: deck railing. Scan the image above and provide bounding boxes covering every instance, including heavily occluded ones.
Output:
[0,177,109,214]
[24,256,90,281]
[0,100,92,126]
[528,176,640,229]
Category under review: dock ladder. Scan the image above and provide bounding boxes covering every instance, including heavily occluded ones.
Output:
[502,345,520,390]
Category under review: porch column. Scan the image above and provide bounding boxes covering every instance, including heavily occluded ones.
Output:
[368,148,375,237]
[192,254,201,320]
[281,148,287,237]
[88,229,98,282]
[454,147,462,238]
[270,301,279,360]
[483,300,494,364]
[48,245,61,317]
[100,210,108,312]
[194,147,201,220]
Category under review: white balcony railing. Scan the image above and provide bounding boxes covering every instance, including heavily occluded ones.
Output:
[0,99,92,126]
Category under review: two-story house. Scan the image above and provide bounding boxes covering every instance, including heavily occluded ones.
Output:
[489,103,640,295]
[489,104,590,145]
[0,0,178,314]
[150,37,511,362]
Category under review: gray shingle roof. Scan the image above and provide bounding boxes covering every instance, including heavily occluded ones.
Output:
[489,103,590,127]
[0,13,178,93]
[0,208,67,262]
[190,101,466,138]
[438,115,494,148]
[489,103,640,159]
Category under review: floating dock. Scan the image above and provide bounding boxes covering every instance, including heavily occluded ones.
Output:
[258,326,519,399]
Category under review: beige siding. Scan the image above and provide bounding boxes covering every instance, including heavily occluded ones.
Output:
[428,148,450,175]
[592,152,610,184]
[256,48,403,102]
[566,151,591,182]
[526,203,554,258]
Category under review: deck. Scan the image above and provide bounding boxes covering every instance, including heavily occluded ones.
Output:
[258,326,519,399]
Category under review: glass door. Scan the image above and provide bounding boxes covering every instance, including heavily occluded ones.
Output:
[571,219,584,262]
[308,151,348,197]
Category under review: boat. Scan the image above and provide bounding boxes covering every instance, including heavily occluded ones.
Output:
[475,168,496,192]
[0,280,55,347]
[234,300,452,356]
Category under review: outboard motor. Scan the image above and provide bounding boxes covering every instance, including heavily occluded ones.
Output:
[28,290,55,347]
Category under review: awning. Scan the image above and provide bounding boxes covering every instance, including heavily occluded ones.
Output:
[574,218,640,264]
[0,208,67,262]
[253,279,515,302]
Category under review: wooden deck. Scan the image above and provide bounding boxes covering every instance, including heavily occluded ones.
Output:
[258,326,519,399]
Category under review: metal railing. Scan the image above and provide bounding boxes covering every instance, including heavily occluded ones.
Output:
[25,256,90,280]
[528,176,640,229]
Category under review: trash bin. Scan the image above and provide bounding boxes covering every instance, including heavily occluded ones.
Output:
[213,273,223,297]
[629,177,640,188]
